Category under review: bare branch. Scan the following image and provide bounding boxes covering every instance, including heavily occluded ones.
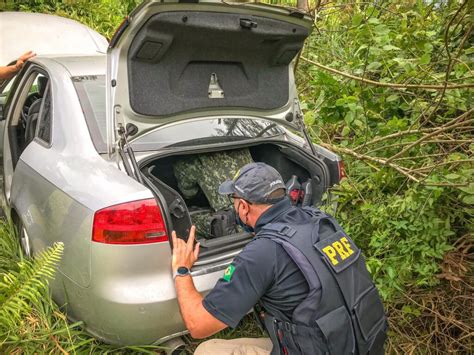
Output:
[355,118,474,151]
[319,142,422,183]
[392,153,455,162]
[318,142,470,187]
[386,109,474,163]
[411,159,474,173]
[300,56,474,90]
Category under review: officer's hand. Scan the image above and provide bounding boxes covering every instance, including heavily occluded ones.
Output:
[14,51,36,72]
[171,226,200,274]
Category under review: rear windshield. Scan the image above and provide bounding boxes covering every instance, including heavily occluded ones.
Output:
[72,75,107,152]
[73,75,286,153]
[131,117,286,151]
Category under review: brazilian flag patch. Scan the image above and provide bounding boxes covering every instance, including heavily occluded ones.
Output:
[223,264,235,282]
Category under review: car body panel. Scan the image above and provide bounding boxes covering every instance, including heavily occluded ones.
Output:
[4,58,154,288]
[11,159,94,287]
[85,242,225,344]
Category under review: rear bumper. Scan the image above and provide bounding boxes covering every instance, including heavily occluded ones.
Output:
[53,263,225,345]
[83,288,186,345]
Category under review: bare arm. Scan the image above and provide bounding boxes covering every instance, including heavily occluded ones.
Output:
[172,226,227,338]
[0,65,18,80]
[175,275,227,338]
[0,51,36,80]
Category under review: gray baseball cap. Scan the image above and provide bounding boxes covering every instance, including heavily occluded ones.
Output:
[218,162,286,204]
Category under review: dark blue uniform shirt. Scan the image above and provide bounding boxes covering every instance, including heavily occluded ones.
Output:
[202,198,314,328]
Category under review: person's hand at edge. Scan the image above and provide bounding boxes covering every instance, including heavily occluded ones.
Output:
[171,225,200,274]
[14,51,36,72]
[0,51,36,80]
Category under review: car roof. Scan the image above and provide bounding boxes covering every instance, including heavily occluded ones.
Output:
[42,55,107,77]
[0,12,108,65]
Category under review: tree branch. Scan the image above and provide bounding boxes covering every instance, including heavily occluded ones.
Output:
[386,109,474,163]
[319,142,423,183]
[410,159,474,173]
[319,142,470,187]
[354,118,474,150]
[300,56,474,90]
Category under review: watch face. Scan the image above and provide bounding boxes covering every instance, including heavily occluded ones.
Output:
[177,266,189,275]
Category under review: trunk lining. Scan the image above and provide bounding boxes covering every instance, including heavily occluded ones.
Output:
[128,11,308,116]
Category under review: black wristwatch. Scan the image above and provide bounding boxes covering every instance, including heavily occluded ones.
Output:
[173,266,191,280]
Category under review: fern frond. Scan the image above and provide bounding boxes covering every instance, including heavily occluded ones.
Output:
[0,242,64,332]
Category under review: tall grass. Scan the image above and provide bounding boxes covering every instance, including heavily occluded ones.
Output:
[0,220,169,354]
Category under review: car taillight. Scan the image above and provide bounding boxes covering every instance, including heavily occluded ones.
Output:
[92,199,168,244]
[338,160,347,180]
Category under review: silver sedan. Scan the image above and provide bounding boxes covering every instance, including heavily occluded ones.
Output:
[1,2,343,346]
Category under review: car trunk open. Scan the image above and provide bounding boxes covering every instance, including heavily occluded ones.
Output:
[140,141,329,270]
[108,2,322,273]
[108,2,313,144]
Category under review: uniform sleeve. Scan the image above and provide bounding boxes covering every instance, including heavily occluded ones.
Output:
[202,238,276,328]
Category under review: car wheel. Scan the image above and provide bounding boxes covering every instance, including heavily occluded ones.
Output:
[17,219,32,258]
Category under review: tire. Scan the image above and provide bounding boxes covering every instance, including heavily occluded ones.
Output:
[16,219,32,258]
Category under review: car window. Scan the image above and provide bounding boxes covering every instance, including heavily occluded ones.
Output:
[72,75,107,153]
[1,65,43,106]
[30,77,41,94]
[73,76,286,153]
[1,78,14,97]
[131,117,286,151]
[36,83,52,144]
[0,78,16,118]
[6,69,49,167]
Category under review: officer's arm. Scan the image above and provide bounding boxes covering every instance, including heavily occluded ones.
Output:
[172,228,227,338]
[175,276,227,338]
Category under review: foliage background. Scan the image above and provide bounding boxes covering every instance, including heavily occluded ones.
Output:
[0,0,472,353]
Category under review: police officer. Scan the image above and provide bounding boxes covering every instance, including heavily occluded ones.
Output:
[171,162,387,354]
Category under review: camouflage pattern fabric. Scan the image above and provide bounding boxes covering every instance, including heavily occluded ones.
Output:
[173,149,254,211]
[173,157,201,199]
[190,210,212,238]
[191,210,244,239]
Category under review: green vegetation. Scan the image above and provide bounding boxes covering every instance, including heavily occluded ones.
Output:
[297,0,474,353]
[300,1,473,351]
[5,0,141,39]
[301,0,473,299]
[0,0,472,353]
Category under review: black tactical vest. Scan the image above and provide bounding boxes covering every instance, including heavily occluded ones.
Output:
[255,207,387,355]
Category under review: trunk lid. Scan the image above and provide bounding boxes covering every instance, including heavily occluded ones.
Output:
[107,1,312,151]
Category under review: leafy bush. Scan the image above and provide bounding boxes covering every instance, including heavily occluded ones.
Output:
[2,0,141,39]
[300,1,473,303]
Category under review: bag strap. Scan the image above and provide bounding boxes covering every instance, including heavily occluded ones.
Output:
[264,313,285,355]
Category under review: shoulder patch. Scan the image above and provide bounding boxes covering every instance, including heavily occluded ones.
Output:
[223,264,235,282]
[314,230,360,273]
